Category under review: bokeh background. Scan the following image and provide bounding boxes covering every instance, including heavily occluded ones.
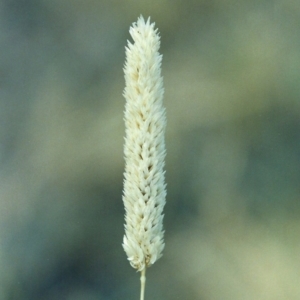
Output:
[1,0,300,299]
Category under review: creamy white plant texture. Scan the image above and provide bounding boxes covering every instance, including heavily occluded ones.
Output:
[122,16,166,272]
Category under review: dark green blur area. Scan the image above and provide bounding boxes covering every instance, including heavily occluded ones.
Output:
[1,0,300,299]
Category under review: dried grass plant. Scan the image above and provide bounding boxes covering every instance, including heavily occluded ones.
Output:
[122,16,166,300]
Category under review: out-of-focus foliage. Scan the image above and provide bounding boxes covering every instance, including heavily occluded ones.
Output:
[1,0,300,299]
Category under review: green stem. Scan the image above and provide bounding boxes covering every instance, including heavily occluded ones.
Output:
[140,268,146,300]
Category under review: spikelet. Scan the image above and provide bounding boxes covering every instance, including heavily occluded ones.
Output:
[122,15,166,272]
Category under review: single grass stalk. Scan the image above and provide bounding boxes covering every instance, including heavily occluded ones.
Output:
[140,267,146,300]
[122,15,166,299]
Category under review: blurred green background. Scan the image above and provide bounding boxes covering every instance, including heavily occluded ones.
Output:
[1,0,300,299]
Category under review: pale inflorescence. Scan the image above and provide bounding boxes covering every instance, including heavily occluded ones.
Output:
[122,16,166,272]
